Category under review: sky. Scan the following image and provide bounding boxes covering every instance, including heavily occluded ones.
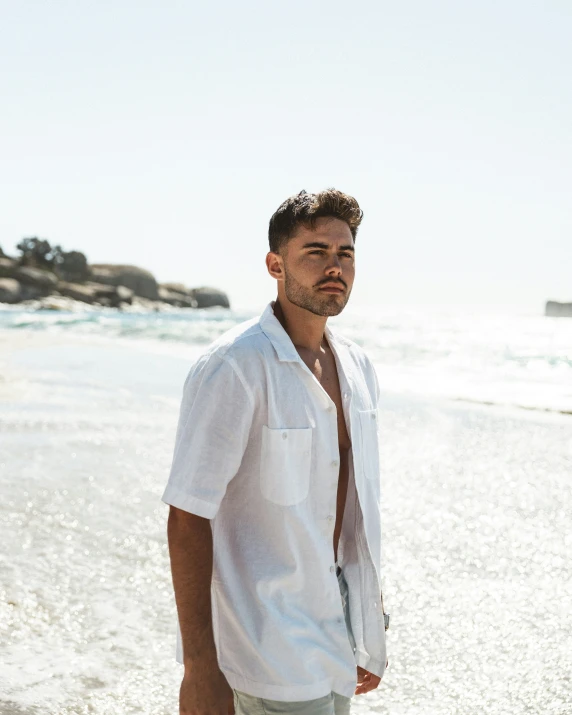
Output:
[1,0,570,313]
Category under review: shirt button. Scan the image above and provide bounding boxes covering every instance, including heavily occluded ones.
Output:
[326,515,334,522]
[330,459,339,468]
[330,565,335,573]
[282,432,288,439]
[327,404,334,412]
[371,413,376,419]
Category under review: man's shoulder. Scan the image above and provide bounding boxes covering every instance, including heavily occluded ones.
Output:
[198,312,272,370]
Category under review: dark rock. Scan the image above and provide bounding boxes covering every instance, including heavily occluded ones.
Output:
[0,278,22,303]
[0,257,18,278]
[190,286,230,309]
[94,297,113,307]
[57,250,90,283]
[160,282,193,296]
[21,283,48,301]
[158,286,197,307]
[0,275,46,302]
[58,281,135,307]
[83,281,118,298]
[97,283,135,307]
[57,281,99,304]
[546,301,572,317]
[116,285,134,305]
[0,266,58,300]
[90,264,159,300]
[15,266,59,290]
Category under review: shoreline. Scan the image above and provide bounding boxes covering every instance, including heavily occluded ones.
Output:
[0,328,572,423]
[1,326,570,426]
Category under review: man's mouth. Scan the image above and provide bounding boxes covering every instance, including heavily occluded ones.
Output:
[317,283,345,294]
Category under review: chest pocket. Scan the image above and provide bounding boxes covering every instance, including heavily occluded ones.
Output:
[358,408,381,481]
[260,425,312,506]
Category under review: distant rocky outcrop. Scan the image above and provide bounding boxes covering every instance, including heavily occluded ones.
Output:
[191,286,231,309]
[90,264,159,301]
[158,285,197,308]
[545,301,572,317]
[58,250,90,283]
[57,281,135,308]
[0,239,230,311]
[0,258,58,301]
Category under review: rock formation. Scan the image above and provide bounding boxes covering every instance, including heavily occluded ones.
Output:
[545,301,572,317]
[0,240,230,311]
[90,264,159,301]
[191,286,231,309]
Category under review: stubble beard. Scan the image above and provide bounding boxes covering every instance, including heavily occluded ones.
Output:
[283,263,350,317]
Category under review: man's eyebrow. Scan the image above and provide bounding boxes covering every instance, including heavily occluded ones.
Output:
[301,242,355,252]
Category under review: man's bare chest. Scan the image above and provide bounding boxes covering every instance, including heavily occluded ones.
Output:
[296,344,351,451]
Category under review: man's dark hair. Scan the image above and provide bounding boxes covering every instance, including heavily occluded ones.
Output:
[268,188,363,254]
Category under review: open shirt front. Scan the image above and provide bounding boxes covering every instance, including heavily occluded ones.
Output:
[161,300,387,700]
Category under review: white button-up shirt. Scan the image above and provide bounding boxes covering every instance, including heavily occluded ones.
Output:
[161,301,387,701]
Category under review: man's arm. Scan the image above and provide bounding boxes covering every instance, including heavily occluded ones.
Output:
[167,505,233,714]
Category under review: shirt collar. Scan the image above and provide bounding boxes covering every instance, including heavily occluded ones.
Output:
[259,300,350,364]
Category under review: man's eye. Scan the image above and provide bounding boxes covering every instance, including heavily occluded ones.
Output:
[340,253,353,258]
[309,250,324,255]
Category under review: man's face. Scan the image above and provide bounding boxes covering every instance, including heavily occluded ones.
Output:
[276,217,355,317]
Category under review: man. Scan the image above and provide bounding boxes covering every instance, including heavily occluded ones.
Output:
[162,188,389,715]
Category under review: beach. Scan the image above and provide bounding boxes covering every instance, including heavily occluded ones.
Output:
[1,306,571,714]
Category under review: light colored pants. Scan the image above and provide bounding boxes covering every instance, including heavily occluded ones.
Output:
[233,690,351,715]
[233,565,355,715]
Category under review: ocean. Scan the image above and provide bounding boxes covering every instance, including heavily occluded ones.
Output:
[1,303,571,714]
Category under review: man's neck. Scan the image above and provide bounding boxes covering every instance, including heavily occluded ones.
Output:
[272,298,329,355]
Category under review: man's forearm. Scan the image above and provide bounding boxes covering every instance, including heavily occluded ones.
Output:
[167,506,218,668]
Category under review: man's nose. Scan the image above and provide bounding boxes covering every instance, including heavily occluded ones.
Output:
[325,255,342,273]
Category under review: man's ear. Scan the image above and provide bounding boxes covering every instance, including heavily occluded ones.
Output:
[266,251,284,281]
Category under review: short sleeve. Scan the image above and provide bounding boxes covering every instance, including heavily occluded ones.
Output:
[161,352,254,519]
